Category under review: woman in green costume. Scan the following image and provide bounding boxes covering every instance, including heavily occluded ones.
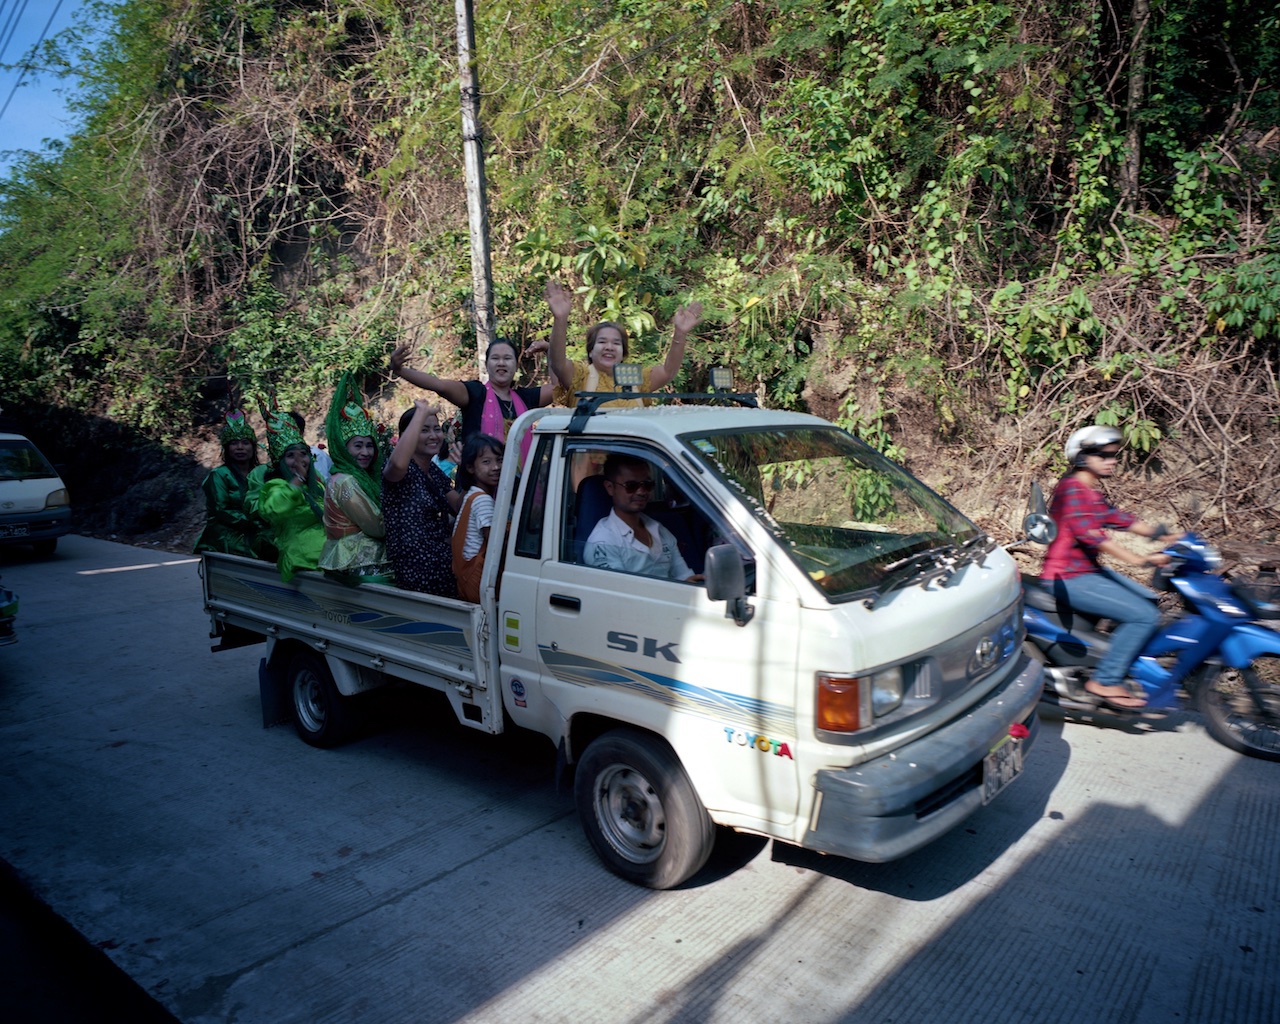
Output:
[253,404,327,582]
[317,373,394,585]
[193,410,275,560]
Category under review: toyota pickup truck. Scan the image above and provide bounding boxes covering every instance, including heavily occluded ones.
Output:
[202,394,1041,888]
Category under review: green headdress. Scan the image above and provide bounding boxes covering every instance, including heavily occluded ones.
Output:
[260,401,308,464]
[219,409,257,445]
[324,371,383,505]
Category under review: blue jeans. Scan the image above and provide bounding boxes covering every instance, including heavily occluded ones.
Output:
[1052,569,1161,687]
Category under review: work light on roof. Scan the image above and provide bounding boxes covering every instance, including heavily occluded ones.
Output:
[709,367,734,392]
[613,363,644,391]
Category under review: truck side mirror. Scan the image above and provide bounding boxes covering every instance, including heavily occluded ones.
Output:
[705,544,754,626]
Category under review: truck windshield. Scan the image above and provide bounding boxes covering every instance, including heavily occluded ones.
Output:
[684,427,982,600]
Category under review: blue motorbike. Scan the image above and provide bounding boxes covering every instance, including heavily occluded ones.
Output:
[1019,495,1280,761]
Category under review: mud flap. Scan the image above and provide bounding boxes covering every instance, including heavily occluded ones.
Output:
[258,657,291,729]
[554,737,572,795]
[210,623,266,652]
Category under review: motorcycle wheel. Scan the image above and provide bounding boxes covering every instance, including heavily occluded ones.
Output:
[1194,657,1280,762]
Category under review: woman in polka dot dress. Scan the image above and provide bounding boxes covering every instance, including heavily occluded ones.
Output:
[382,400,460,598]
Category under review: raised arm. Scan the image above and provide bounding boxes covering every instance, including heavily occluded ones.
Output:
[544,280,575,388]
[390,343,471,407]
[384,399,431,484]
[649,300,702,390]
[522,337,559,407]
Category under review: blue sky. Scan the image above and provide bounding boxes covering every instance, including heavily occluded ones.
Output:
[0,0,94,177]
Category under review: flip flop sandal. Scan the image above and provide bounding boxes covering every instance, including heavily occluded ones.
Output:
[1082,684,1147,711]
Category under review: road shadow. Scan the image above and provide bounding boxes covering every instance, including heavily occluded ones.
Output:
[0,860,180,1024]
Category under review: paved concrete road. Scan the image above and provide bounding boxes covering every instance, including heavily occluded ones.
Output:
[1,535,1276,1024]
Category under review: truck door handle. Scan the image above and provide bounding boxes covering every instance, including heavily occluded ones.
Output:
[550,593,581,612]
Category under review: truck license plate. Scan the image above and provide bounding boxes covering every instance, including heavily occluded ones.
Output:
[982,736,1024,804]
[0,525,28,538]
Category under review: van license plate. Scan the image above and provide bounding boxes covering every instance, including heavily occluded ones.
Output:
[982,736,1024,804]
[0,525,28,538]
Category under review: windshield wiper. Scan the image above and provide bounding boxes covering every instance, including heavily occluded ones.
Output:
[955,532,996,567]
[865,544,958,609]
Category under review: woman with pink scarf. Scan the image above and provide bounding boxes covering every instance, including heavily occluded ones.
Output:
[389,338,553,456]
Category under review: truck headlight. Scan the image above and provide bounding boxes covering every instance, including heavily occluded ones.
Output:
[45,488,69,508]
[817,666,906,733]
[870,665,904,716]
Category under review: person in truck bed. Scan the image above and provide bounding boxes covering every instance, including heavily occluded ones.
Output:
[252,405,327,582]
[383,401,459,598]
[317,372,393,586]
[193,410,276,561]
[389,336,554,452]
[543,280,702,409]
[451,433,505,602]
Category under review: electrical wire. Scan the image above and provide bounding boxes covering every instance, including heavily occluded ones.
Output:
[0,0,33,65]
[0,0,65,126]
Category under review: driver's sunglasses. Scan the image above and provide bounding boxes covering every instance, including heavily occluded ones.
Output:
[618,478,656,493]
[1088,449,1121,460]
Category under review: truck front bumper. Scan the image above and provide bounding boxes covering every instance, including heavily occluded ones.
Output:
[802,652,1043,863]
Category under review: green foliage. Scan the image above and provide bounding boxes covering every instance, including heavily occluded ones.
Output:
[1095,405,1163,453]
[0,0,1276,467]
[1203,225,1280,341]
[222,269,398,410]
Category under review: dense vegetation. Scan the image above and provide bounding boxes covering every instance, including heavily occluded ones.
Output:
[1,0,1277,533]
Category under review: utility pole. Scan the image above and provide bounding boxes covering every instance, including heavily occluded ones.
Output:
[455,0,495,378]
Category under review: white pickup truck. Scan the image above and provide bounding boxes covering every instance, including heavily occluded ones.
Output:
[202,394,1042,888]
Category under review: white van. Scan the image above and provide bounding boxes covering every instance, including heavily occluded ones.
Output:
[0,433,72,557]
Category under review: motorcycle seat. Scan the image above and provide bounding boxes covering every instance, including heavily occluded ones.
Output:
[1021,574,1060,613]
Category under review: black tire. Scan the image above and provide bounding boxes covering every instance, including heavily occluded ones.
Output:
[574,728,715,889]
[289,650,358,748]
[1193,658,1280,762]
[31,538,56,558]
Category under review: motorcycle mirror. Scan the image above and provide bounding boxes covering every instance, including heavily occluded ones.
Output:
[1028,480,1047,517]
[1022,512,1057,545]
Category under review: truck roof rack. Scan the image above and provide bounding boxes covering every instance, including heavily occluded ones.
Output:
[567,391,759,435]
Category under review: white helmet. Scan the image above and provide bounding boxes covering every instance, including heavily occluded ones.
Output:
[1065,424,1123,466]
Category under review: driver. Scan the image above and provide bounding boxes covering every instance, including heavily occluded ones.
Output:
[584,454,702,583]
[1041,424,1180,710]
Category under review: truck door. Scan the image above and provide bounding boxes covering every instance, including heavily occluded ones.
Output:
[502,437,801,827]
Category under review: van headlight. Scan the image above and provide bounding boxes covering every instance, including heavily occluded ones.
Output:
[870,665,904,716]
[45,488,70,508]
[817,665,906,733]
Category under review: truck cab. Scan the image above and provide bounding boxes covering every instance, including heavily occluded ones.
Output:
[492,400,1041,886]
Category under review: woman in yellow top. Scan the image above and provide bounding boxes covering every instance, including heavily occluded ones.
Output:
[544,280,702,408]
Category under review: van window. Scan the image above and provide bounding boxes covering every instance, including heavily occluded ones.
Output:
[0,439,59,481]
[561,445,737,585]
[514,436,552,559]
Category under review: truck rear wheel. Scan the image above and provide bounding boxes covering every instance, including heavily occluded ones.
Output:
[574,728,715,889]
[289,650,357,748]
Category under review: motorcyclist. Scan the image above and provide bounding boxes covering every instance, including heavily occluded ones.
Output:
[1040,425,1180,710]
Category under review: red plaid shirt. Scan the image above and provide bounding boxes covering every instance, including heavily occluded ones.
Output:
[1041,475,1137,580]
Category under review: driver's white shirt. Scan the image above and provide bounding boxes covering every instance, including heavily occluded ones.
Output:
[585,509,692,581]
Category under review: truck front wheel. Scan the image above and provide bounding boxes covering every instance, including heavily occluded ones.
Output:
[289,650,357,748]
[574,728,715,889]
